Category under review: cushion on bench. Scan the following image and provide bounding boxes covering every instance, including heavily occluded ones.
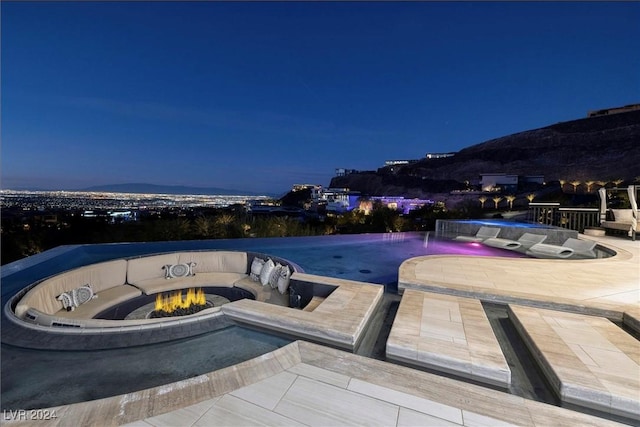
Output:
[56,284,142,319]
[611,209,635,223]
[132,272,247,295]
[15,259,128,317]
[233,276,267,299]
[178,251,247,275]
[602,220,633,230]
[602,209,637,236]
[126,253,181,284]
[126,251,249,285]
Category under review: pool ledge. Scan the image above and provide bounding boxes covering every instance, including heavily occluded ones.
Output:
[222,272,385,352]
[4,341,621,427]
[398,235,640,323]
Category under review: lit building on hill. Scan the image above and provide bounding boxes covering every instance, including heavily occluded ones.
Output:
[480,174,545,192]
[291,184,323,199]
[384,160,418,166]
[481,174,519,192]
[587,103,640,117]
[425,152,456,159]
[335,168,358,177]
[320,188,361,212]
[369,196,435,214]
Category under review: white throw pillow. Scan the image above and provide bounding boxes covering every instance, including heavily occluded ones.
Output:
[277,265,291,294]
[260,258,275,286]
[611,209,634,222]
[57,284,97,312]
[163,262,196,279]
[57,291,75,311]
[250,257,265,281]
[269,263,282,289]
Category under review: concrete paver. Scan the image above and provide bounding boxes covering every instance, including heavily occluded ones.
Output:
[387,290,511,388]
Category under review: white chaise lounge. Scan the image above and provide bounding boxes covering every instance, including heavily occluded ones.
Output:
[454,226,500,243]
[526,238,591,259]
[483,232,548,250]
[562,238,597,257]
[601,209,637,241]
[598,187,637,241]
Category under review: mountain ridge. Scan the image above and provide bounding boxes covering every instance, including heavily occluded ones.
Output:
[330,110,640,196]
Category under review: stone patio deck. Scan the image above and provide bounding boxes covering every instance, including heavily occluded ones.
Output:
[6,342,624,427]
[398,235,640,323]
[509,304,640,422]
[386,289,511,388]
[222,272,384,352]
[3,234,637,426]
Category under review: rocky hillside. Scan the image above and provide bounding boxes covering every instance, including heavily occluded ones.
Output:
[330,110,640,196]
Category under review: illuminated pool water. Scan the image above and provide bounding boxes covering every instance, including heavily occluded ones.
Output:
[1,325,292,410]
[0,232,526,303]
[0,231,558,410]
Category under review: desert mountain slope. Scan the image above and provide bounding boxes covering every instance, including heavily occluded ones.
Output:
[331,110,640,195]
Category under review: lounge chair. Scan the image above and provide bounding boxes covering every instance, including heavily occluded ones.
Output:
[600,209,637,241]
[483,232,548,250]
[562,238,597,256]
[526,238,584,259]
[454,226,500,243]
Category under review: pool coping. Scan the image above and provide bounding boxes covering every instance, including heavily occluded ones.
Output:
[222,272,385,352]
[386,289,512,389]
[398,235,639,324]
[1,232,637,426]
[3,341,623,427]
[508,304,640,422]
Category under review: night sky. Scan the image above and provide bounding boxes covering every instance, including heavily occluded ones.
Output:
[2,2,638,194]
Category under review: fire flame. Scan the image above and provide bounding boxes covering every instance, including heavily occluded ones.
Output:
[155,288,206,313]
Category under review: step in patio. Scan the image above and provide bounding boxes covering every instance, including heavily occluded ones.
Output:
[386,289,511,388]
[508,305,640,422]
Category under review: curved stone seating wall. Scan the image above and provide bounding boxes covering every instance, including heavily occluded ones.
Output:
[4,250,303,350]
[19,306,224,328]
[13,250,301,325]
[5,250,385,353]
[2,302,234,350]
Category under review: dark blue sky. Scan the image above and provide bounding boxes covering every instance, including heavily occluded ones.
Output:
[2,2,639,194]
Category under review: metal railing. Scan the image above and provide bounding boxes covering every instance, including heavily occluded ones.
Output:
[528,203,600,232]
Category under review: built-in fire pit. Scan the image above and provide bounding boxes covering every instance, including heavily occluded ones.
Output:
[149,288,214,318]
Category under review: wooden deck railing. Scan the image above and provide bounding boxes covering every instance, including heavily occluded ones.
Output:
[528,203,600,232]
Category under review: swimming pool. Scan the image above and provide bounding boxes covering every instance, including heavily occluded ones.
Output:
[0,232,526,303]
[1,325,292,410]
[0,232,540,410]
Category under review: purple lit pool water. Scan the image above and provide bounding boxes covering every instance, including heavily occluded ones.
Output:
[0,232,528,410]
[1,232,525,302]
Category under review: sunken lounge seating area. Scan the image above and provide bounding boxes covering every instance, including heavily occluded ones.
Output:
[14,251,298,324]
[5,250,384,352]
